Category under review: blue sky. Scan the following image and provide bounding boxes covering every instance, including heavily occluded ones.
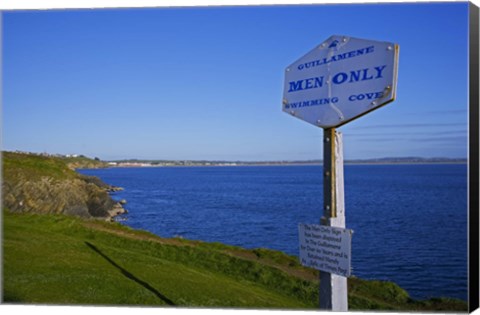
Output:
[2,2,470,161]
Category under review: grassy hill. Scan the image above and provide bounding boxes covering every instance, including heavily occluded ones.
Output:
[1,151,468,310]
[2,151,123,219]
[2,210,467,311]
[60,155,109,170]
[3,151,79,181]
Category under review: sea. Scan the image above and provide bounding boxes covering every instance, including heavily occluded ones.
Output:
[78,164,468,301]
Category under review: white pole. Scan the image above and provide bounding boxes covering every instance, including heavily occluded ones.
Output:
[319,128,348,311]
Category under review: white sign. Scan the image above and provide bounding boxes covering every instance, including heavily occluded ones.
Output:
[283,35,399,128]
[298,223,352,277]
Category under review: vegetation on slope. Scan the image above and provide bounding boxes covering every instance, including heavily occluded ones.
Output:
[3,151,78,181]
[2,210,467,311]
[59,155,109,170]
[2,151,123,219]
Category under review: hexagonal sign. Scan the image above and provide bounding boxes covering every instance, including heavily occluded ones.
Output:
[282,35,399,129]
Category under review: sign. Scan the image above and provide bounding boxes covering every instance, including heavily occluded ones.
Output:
[299,223,352,277]
[283,35,399,128]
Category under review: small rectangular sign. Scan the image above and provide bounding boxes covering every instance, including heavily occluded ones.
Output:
[298,223,352,277]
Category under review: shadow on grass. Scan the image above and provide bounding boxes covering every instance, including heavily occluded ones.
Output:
[2,291,25,304]
[85,241,175,306]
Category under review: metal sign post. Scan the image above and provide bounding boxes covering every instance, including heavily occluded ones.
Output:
[320,127,347,310]
[283,35,399,312]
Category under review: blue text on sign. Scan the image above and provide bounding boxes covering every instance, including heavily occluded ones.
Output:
[288,65,387,93]
[296,45,375,71]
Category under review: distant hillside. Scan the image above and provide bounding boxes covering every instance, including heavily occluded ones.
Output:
[345,157,467,164]
[2,151,124,220]
[107,157,467,167]
[59,155,109,169]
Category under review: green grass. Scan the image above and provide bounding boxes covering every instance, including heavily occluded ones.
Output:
[2,152,107,184]
[2,152,78,181]
[58,155,108,169]
[3,211,313,308]
[2,210,468,311]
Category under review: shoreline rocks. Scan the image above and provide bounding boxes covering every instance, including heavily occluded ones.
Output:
[107,186,124,193]
[107,202,127,220]
[3,175,128,221]
[2,151,128,222]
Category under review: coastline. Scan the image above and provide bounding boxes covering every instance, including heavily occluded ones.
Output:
[3,151,468,309]
[80,161,468,302]
[101,161,468,169]
[2,151,127,221]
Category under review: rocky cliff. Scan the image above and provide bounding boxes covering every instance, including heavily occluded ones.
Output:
[2,151,124,220]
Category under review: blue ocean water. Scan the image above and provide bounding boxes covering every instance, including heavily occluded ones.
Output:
[79,164,468,301]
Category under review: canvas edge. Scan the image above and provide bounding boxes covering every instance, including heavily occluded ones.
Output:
[469,1,480,313]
